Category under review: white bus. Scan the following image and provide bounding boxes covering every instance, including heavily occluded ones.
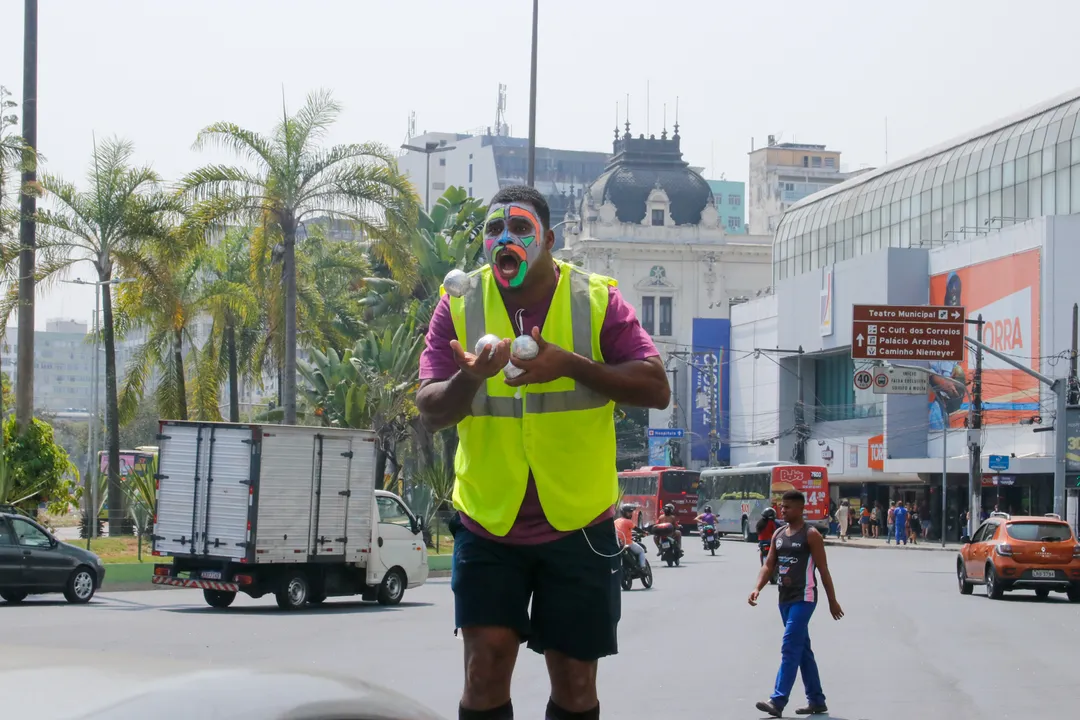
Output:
[698,462,830,541]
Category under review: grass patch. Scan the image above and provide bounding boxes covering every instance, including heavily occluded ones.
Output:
[63,537,160,564]
[427,533,454,556]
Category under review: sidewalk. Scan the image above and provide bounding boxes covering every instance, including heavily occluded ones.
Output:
[824,535,963,553]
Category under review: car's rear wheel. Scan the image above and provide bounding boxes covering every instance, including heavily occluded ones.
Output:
[985,565,1004,600]
[1035,588,1051,600]
[957,560,973,595]
[203,589,236,609]
[1067,586,1080,603]
[64,566,96,604]
[0,591,27,603]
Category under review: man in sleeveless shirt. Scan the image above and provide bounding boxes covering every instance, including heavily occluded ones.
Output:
[748,490,844,717]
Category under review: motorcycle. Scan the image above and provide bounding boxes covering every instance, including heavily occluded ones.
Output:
[620,527,653,591]
[759,540,778,585]
[700,523,720,556]
[648,522,681,567]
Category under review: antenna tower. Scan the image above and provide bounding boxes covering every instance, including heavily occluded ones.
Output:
[495,84,509,137]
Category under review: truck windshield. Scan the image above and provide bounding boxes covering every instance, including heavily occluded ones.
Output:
[661,472,700,494]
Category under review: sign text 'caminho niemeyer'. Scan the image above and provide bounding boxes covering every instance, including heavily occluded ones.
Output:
[851,305,966,361]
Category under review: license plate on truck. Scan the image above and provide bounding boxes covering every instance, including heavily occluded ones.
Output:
[1032,570,1056,579]
[201,571,222,580]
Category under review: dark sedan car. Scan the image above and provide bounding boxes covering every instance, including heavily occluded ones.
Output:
[0,506,105,604]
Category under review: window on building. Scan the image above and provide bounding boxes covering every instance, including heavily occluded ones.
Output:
[658,297,672,336]
[651,209,665,226]
[432,182,446,190]
[803,156,809,167]
[812,156,822,168]
[825,157,836,168]
[468,186,473,197]
[438,158,446,166]
[727,216,741,230]
[468,164,473,182]
[728,194,742,206]
[814,353,859,422]
[641,296,655,335]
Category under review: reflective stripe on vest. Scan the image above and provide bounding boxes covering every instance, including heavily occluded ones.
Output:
[462,268,608,418]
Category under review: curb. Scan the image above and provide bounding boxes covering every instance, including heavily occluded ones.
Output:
[824,539,959,553]
[99,563,453,592]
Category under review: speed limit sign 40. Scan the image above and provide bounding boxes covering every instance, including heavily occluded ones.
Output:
[853,370,873,390]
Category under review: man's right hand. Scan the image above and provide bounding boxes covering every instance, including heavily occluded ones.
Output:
[450,338,511,380]
[747,590,760,607]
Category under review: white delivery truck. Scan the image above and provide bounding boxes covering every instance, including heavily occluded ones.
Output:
[150,421,429,610]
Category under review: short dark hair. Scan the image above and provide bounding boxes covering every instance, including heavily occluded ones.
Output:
[489,185,550,230]
[781,490,805,504]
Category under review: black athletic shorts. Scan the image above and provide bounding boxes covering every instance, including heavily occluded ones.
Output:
[450,513,621,662]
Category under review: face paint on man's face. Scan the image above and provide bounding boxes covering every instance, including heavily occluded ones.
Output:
[482,202,544,289]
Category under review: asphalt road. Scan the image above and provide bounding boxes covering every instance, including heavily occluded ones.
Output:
[6,539,1079,719]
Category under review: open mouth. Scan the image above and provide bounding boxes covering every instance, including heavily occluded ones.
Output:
[495,246,526,282]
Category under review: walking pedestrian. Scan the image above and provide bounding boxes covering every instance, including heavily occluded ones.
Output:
[835,500,850,542]
[886,501,897,544]
[908,505,921,545]
[749,490,844,717]
[859,506,870,538]
[893,502,909,546]
[416,185,670,720]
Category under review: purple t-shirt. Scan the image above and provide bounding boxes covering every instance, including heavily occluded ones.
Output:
[420,269,659,545]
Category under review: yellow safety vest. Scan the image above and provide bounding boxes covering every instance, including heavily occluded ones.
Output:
[441,261,619,536]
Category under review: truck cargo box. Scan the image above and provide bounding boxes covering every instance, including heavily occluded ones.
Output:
[152,422,377,565]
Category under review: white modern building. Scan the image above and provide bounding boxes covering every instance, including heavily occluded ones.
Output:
[561,124,772,466]
[731,87,1080,538]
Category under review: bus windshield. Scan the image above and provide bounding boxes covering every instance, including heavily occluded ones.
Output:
[661,471,700,494]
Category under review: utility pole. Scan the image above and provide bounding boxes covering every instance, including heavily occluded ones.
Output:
[965,330,1069,520]
[754,347,806,462]
[967,315,984,536]
[1070,303,1078,405]
[666,353,681,466]
[15,0,38,431]
[526,0,539,187]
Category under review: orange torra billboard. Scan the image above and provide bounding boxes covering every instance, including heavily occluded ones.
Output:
[928,249,1041,428]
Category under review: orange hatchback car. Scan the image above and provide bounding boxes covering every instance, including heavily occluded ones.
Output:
[957,512,1080,601]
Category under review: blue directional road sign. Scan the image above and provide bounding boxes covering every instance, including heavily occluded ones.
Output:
[648,428,685,438]
[988,455,1010,472]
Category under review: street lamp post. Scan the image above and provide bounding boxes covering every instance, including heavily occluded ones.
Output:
[527,0,539,187]
[400,142,456,213]
[61,277,133,544]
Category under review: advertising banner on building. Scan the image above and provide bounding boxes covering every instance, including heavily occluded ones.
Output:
[690,318,731,463]
[647,428,681,465]
[1066,408,1080,474]
[928,249,1041,429]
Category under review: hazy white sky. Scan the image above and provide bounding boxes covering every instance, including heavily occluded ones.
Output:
[3,0,1080,329]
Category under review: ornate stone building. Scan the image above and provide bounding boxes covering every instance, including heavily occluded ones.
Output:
[558,123,772,465]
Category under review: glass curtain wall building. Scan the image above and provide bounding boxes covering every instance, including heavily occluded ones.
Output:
[775,88,1080,281]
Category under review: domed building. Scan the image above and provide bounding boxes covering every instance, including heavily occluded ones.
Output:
[559,122,773,468]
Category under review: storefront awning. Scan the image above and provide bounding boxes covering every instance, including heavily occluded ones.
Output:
[829,472,925,485]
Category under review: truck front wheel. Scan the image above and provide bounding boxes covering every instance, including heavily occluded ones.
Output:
[203,589,236,609]
[276,574,310,610]
[377,569,406,606]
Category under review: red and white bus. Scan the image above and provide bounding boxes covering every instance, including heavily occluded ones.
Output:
[617,466,700,532]
[697,462,830,541]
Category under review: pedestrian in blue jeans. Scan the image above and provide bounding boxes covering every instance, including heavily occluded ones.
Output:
[893,502,909,546]
[749,490,845,717]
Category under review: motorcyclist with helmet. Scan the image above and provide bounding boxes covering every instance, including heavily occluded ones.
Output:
[614,504,647,570]
[695,505,718,528]
[655,503,683,555]
[756,507,779,564]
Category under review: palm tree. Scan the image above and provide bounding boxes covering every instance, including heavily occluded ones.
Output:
[182,89,419,424]
[1,137,178,535]
[191,228,261,422]
[0,85,31,237]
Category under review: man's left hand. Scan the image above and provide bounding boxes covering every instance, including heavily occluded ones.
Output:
[504,327,573,387]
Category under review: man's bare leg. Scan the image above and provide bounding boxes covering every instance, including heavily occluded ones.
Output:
[545,649,600,718]
[461,627,520,716]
